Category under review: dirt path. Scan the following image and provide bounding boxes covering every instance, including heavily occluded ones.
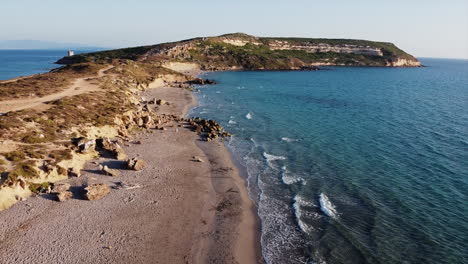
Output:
[0,66,113,114]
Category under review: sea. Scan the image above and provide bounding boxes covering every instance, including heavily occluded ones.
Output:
[189,59,468,264]
[1,51,467,264]
[0,49,93,80]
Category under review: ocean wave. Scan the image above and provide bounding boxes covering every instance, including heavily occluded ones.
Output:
[263,152,286,169]
[250,137,259,147]
[228,120,237,124]
[281,137,298,142]
[281,166,304,185]
[246,112,253,119]
[293,195,315,233]
[319,193,338,218]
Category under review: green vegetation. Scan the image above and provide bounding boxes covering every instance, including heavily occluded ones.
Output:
[56,46,155,64]
[28,182,50,194]
[186,40,390,69]
[55,33,418,69]
[8,161,39,180]
[4,150,26,162]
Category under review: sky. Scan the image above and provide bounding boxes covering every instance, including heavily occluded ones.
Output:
[1,0,468,59]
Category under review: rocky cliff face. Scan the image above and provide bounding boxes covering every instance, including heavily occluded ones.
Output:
[266,40,384,56]
[386,58,422,67]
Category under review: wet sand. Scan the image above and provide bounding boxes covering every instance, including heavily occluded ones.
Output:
[0,86,262,263]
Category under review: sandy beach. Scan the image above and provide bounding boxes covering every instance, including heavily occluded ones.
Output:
[0,84,262,263]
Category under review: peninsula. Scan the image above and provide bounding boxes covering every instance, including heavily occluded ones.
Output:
[0,33,420,263]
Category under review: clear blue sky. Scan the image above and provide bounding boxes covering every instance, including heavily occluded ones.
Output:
[1,0,468,58]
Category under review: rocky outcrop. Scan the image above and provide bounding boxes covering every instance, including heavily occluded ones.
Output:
[386,58,422,67]
[127,158,146,171]
[97,138,127,160]
[187,78,216,85]
[99,164,120,177]
[50,183,72,202]
[76,138,96,154]
[188,117,232,141]
[84,183,110,200]
[267,40,384,56]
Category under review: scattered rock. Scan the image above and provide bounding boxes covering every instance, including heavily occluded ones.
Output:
[99,164,120,177]
[51,183,71,194]
[84,183,110,200]
[113,181,142,190]
[68,167,81,177]
[187,78,216,85]
[142,115,153,129]
[57,191,72,202]
[192,156,204,162]
[18,177,27,189]
[127,158,146,171]
[51,183,72,202]
[76,138,96,154]
[156,99,166,105]
[188,117,232,141]
[97,138,128,160]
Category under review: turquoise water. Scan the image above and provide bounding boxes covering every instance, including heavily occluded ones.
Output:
[190,59,468,264]
[0,50,93,80]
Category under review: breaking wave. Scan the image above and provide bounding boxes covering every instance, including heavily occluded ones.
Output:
[293,195,315,234]
[246,112,253,119]
[281,166,304,185]
[281,137,298,142]
[319,193,338,218]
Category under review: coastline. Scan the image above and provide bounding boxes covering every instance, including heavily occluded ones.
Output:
[0,79,262,263]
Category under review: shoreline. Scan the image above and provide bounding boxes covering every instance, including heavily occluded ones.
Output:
[0,79,262,263]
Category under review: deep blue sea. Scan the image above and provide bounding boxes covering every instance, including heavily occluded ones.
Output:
[189,59,468,264]
[0,50,93,80]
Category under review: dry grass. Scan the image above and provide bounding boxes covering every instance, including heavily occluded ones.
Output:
[0,63,106,100]
[0,60,176,187]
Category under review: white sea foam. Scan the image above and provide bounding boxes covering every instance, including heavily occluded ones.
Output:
[246,112,253,119]
[281,137,298,143]
[263,152,286,169]
[228,120,237,124]
[319,193,338,218]
[281,166,303,185]
[293,195,315,233]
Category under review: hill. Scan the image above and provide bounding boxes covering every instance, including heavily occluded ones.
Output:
[56,33,421,68]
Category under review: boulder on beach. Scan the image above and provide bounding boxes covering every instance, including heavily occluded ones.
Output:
[57,191,72,202]
[84,183,110,200]
[156,99,166,105]
[97,138,128,160]
[51,183,72,202]
[192,156,204,162]
[51,183,71,194]
[76,138,96,154]
[127,158,146,171]
[99,164,120,177]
